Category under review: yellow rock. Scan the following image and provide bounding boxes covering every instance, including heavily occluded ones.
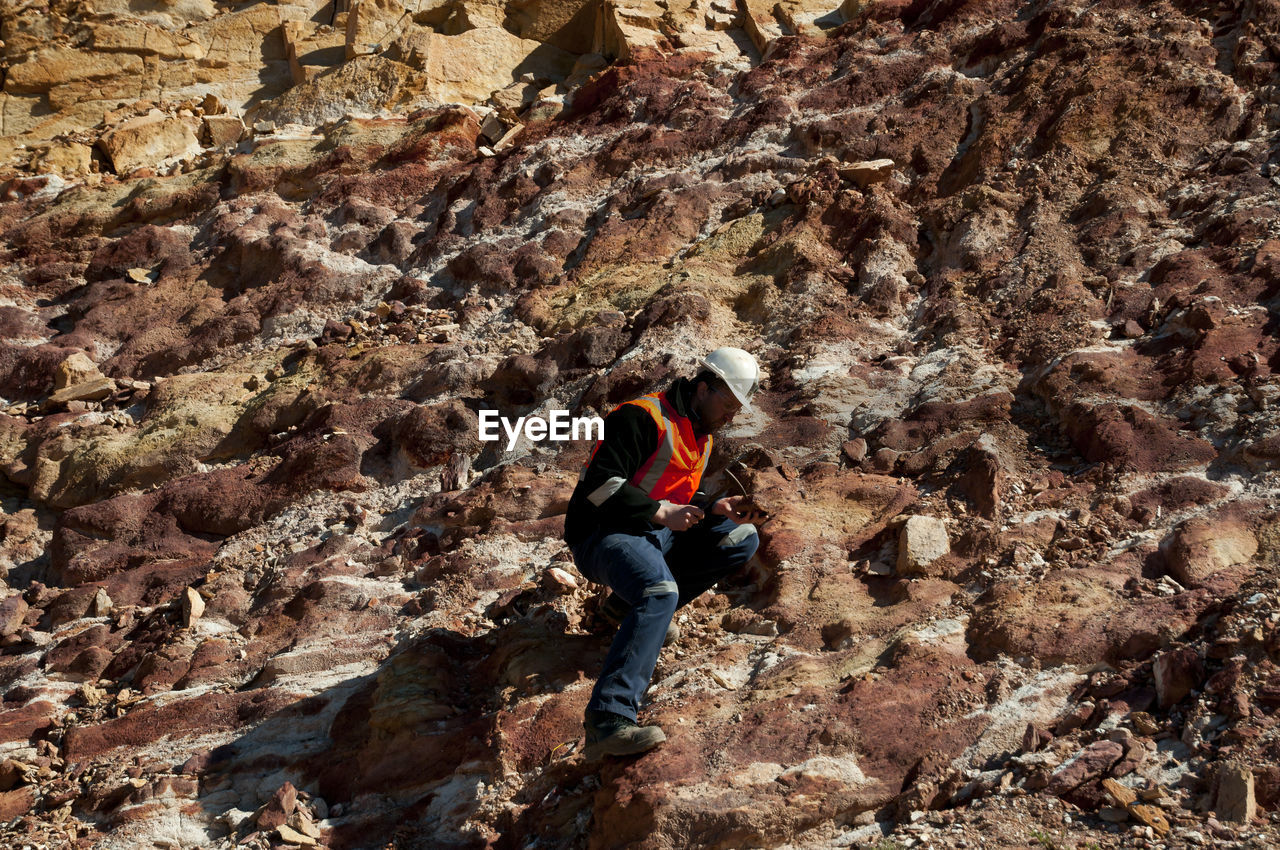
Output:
[346,0,417,60]
[838,158,896,187]
[181,587,206,628]
[277,823,317,846]
[202,114,246,147]
[598,0,669,60]
[5,49,144,95]
[34,140,94,176]
[97,110,202,175]
[92,23,206,60]
[190,5,289,64]
[741,0,845,53]
[283,20,347,85]
[1128,804,1170,836]
[1102,778,1137,807]
[505,0,598,51]
[392,26,574,104]
[55,353,105,391]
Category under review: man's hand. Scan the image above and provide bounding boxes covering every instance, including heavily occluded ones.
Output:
[712,495,768,525]
[653,501,705,531]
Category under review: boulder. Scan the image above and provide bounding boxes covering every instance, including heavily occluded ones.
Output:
[97,111,202,175]
[839,158,896,187]
[257,781,299,830]
[182,587,206,628]
[284,20,347,84]
[0,596,28,637]
[897,515,950,575]
[1045,740,1124,796]
[390,27,574,104]
[34,140,93,176]
[598,0,670,60]
[202,115,246,147]
[1213,762,1256,824]
[1164,517,1258,588]
[54,352,104,389]
[1152,647,1203,709]
[741,0,844,53]
[504,0,599,52]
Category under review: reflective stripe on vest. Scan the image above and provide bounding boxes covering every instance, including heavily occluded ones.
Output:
[621,392,710,504]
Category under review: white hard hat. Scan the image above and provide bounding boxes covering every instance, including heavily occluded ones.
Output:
[700,347,760,408]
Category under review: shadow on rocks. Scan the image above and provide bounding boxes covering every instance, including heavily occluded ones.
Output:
[194,612,610,849]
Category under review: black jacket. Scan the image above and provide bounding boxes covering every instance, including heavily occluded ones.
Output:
[563,377,704,545]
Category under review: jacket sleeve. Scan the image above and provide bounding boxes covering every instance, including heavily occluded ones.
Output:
[577,403,663,525]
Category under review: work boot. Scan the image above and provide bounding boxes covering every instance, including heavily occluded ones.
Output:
[599,593,680,645]
[583,709,666,759]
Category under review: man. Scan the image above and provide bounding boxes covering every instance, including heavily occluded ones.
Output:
[564,347,766,759]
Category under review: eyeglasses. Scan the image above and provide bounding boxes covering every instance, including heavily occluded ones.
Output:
[712,384,742,413]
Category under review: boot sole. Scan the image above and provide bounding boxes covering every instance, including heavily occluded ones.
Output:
[583,727,667,760]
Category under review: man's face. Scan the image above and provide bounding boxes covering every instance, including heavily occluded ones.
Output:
[693,380,742,434]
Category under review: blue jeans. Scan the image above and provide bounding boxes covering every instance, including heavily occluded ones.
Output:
[570,513,760,721]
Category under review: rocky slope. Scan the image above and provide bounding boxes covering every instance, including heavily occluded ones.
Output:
[2,0,1280,847]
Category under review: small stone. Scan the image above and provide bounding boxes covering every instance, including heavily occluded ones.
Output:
[88,588,113,618]
[842,438,868,463]
[76,683,106,707]
[202,114,246,147]
[543,567,578,593]
[480,113,505,143]
[126,268,153,283]
[0,596,29,638]
[493,123,523,151]
[1102,778,1137,807]
[181,587,205,628]
[897,515,950,576]
[710,670,737,690]
[257,781,298,830]
[1213,762,1256,824]
[837,158,895,187]
[277,823,317,846]
[1153,647,1203,709]
[1131,711,1160,735]
[289,810,322,839]
[48,376,116,406]
[0,759,22,792]
[1206,816,1235,840]
[1129,804,1171,836]
[1138,785,1169,803]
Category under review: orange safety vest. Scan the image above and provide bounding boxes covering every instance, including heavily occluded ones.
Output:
[586,391,711,504]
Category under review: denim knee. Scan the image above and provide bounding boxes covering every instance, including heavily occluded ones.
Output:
[717,523,759,563]
[639,580,678,616]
